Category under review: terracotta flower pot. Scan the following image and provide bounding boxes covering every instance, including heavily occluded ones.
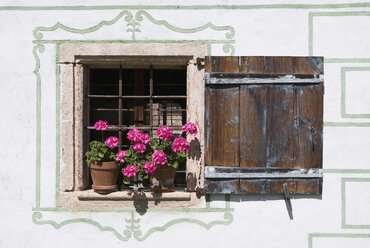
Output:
[89,161,120,193]
[151,166,177,192]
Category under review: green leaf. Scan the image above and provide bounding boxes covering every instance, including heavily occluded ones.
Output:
[123,177,131,185]
[178,150,187,157]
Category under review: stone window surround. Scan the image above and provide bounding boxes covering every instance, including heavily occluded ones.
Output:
[59,43,206,208]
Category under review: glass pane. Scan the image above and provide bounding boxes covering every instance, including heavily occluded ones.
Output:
[90,98,118,126]
[121,99,150,126]
[153,69,186,96]
[152,99,186,131]
[90,69,119,95]
[89,130,119,145]
[122,69,150,96]
[121,99,134,126]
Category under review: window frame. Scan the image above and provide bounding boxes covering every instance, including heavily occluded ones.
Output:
[58,43,206,208]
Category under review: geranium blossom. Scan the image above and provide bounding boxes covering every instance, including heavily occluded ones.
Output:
[172,137,190,153]
[115,150,128,163]
[133,143,146,153]
[157,126,173,141]
[104,136,119,149]
[123,165,138,178]
[182,122,197,136]
[94,120,108,131]
[152,150,167,165]
[140,133,151,144]
[127,129,142,142]
[143,161,157,175]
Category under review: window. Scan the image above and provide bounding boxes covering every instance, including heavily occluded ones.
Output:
[204,56,324,195]
[59,44,206,208]
[85,66,188,189]
[59,46,321,209]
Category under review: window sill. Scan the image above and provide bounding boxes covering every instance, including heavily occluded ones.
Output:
[78,188,191,201]
[59,188,202,209]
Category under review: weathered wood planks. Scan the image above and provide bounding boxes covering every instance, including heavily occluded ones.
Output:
[204,56,324,195]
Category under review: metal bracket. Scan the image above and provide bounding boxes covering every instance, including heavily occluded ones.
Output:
[283,183,293,220]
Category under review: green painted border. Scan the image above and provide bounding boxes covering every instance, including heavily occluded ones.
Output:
[2,3,370,11]
[308,233,370,248]
[341,67,370,118]
[55,44,61,207]
[33,10,132,40]
[341,177,370,229]
[134,10,234,39]
[33,44,45,209]
[325,58,370,63]
[31,10,238,239]
[324,122,370,127]
[309,11,370,126]
[323,169,370,174]
[32,211,233,241]
[32,194,233,241]
[309,11,370,62]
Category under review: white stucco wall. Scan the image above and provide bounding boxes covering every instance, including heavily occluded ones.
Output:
[1,1,370,247]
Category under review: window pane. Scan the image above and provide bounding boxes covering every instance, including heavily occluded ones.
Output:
[89,130,119,146]
[121,99,150,126]
[153,69,186,96]
[122,69,150,96]
[90,98,118,126]
[90,69,119,95]
[152,99,186,130]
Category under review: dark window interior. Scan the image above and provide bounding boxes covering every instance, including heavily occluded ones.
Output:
[85,67,187,189]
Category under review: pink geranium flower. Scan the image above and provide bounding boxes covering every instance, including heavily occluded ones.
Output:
[157,126,173,141]
[182,122,197,136]
[143,161,157,175]
[152,150,167,165]
[133,143,146,153]
[94,120,108,131]
[123,165,138,178]
[127,129,142,142]
[104,136,119,149]
[140,133,151,144]
[172,137,190,153]
[115,150,128,163]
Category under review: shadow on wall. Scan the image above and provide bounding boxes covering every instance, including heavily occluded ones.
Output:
[209,194,322,203]
[188,137,201,161]
[130,191,167,216]
[187,137,202,192]
[209,194,322,220]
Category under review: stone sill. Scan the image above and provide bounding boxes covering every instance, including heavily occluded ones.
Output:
[59,188,202,208]
[78,189,191,201]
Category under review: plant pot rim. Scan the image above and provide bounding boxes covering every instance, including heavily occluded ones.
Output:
[89,161,119,169]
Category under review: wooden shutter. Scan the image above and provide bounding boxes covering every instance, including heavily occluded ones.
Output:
[204,56,323,195]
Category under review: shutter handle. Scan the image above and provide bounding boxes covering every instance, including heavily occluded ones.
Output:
[283,183,293,220]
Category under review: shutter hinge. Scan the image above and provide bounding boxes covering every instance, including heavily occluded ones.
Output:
[196,57,205,68]
[57,61,82,65]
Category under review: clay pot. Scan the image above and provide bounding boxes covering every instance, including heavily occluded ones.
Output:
[89,161,120,193]
[151,166,177,192]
